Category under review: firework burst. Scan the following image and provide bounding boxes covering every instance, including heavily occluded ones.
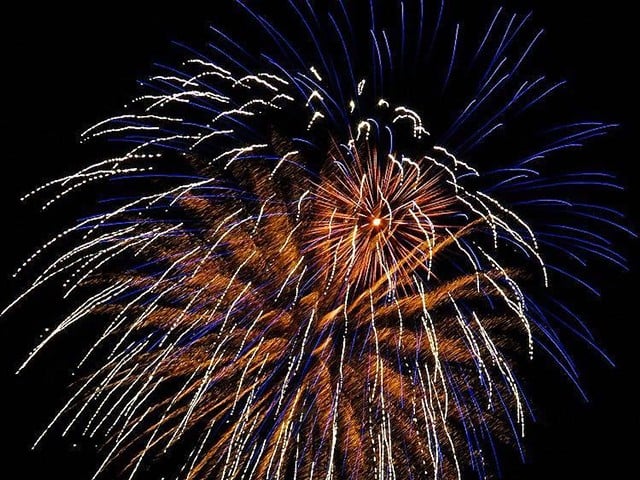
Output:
[5,1,628,479]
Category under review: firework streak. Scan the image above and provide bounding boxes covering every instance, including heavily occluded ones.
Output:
[5,1,628,479]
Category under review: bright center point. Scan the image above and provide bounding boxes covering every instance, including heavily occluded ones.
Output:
[372,217,382,227]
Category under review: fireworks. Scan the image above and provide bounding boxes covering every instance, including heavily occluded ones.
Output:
[5,1,628,479]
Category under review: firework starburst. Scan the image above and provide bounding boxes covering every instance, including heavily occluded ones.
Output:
[5,2,627,479]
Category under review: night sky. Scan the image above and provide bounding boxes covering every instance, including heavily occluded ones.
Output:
[1,1,637,478]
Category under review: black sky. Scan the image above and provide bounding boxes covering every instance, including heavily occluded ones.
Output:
[0,1,637,478]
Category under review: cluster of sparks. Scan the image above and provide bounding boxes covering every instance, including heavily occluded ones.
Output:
[5,1,626,480]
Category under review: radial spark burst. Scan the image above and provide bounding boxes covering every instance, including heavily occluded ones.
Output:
[5,1,628,479]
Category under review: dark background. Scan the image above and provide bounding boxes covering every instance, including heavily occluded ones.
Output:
[0,1,636,478]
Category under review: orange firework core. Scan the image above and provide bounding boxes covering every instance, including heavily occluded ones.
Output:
[305,140,460,295]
